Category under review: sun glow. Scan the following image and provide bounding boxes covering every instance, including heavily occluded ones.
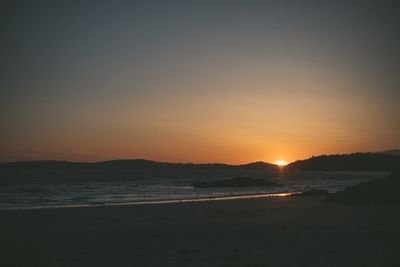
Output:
[276,160,287,166]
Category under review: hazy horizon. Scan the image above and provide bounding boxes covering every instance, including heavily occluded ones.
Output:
[1,149,399,165]
[1,1,399,164]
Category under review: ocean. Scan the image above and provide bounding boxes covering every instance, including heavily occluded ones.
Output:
[0,171,388,209]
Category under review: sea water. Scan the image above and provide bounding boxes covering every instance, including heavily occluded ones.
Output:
[0,171,389,209]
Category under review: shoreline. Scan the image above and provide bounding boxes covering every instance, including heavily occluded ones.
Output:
[0,191,297,211]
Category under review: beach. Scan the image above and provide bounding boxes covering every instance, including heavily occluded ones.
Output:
[1,195,399,267]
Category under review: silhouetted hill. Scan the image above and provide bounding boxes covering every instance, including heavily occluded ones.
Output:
[192,177,280,188]
[1,160,87,169]
[324,171,400,204]
[379,149,400,156]
[0,159,279,182]
[238,161,276,170]
[2,153,399,183]
[287,153,400,171]
[0,159,277,171]
[0,159,277,177]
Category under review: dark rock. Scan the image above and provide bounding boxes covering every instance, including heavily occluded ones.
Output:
[324,171,400,204]
[191,177,280,188]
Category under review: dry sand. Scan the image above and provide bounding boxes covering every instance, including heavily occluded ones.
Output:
[1,196,399,267]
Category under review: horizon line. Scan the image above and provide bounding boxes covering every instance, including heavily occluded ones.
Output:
[1,150,399,165]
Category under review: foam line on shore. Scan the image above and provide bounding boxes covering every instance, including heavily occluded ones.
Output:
[0,192,296,211]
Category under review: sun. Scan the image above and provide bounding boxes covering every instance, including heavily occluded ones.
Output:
[276,160,287,166]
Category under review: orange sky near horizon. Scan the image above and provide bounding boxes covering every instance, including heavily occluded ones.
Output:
[1,54,399,164]
[1,1,399,164]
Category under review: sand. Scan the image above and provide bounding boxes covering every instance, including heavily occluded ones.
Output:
[1,196,399,267]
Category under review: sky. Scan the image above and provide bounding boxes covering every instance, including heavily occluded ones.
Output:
[1,0,399,164]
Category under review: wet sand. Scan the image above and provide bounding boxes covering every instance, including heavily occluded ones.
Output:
[1,196,399,267]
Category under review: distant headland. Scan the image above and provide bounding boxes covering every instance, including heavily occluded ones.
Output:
[1,151,399,172]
